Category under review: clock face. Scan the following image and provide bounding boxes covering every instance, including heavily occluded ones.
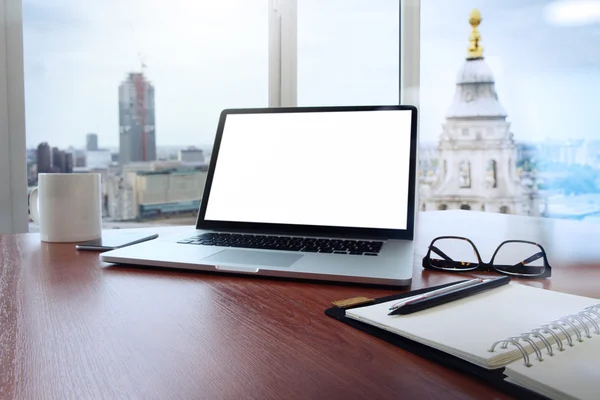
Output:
[463,89,474,102]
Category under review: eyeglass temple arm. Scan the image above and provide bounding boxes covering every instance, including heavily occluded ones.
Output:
[430,245,454,261]
[507,252,544,269]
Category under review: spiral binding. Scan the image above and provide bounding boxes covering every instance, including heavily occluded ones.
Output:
[488,304,600,367]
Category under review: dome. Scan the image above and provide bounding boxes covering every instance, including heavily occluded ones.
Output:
[444,10,505,118]
[456,59,495,84]
[446,58,507,119]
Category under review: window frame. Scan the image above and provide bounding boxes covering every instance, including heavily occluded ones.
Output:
[3,0,420,233]
[269,0,297,107]
[0,0,27,234]
[400,0,421,106]
[274,0,421,107]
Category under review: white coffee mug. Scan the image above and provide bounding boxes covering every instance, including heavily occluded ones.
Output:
[29,173,102,242]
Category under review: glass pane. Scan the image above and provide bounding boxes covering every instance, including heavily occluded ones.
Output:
[23,0,268,228]
[428,238,479,270]
[298,0,399,106]
[418,1,600,223]
[493,242,546,277]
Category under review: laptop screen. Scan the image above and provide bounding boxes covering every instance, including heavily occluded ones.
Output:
[203,108,414,231]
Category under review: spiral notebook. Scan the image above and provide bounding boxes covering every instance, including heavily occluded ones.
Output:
[344,283,600,400]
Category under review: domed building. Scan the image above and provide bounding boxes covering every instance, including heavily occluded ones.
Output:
[420,9,538,215]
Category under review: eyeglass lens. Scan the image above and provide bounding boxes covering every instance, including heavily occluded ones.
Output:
[428,238,479,271]
[492,242,546,277]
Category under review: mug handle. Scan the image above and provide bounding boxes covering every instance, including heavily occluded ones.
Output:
[29,187,40,224]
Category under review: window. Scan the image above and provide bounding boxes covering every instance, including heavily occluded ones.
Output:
[460,204,471,210]
[297,0,399,106]
[3,0,414,232]
[418,1,600,222]
[459,160,471,188]
[22,0,269,229]
[500,205,510,214]
[0,0,27,234]
[486,160,497,188]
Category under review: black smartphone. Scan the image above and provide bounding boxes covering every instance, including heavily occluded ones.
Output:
[76,231,159,251]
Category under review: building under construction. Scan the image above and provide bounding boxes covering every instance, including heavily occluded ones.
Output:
[118,72,156,164]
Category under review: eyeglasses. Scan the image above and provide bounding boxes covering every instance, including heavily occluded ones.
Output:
[422,236,551,279]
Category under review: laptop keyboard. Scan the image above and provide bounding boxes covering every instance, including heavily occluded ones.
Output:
[177,233,383,256]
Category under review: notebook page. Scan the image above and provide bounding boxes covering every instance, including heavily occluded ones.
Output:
[505,335,600,400]
[346,284,598,369]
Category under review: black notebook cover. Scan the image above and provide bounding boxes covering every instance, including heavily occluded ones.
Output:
[324,282,549,400]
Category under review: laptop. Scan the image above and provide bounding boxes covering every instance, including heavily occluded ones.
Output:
[101,105,418,286]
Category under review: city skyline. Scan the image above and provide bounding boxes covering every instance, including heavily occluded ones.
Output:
[23,0,267,149]
[22,0,600,148]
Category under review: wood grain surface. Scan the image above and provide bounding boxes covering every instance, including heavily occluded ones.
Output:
[1,211,599,400]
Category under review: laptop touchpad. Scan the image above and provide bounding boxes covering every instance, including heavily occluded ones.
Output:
[202,249,302,268]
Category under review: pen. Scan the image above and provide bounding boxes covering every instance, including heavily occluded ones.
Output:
[388,276,510,316]
[389,278,483,311]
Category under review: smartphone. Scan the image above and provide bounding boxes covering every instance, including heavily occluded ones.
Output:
[76,231,159,251]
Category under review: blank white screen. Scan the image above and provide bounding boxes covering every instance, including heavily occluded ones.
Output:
[204,109,413,230]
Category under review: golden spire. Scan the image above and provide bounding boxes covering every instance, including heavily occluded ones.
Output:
[467,9,484,59]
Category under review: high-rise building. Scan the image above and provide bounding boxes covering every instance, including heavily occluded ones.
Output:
[36,142,52,173]
[86,150,112,169]
[178,147,205,164]
[52,147,66,173]
[71,148,87,168]
[86,133,99,151]
[119,72,156,165]
[64,153,74,173]
[106,167,208,221]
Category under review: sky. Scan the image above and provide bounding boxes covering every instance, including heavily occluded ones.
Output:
[22,0,600,149]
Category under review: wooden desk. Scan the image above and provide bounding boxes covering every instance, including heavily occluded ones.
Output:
[1,211,598,399]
